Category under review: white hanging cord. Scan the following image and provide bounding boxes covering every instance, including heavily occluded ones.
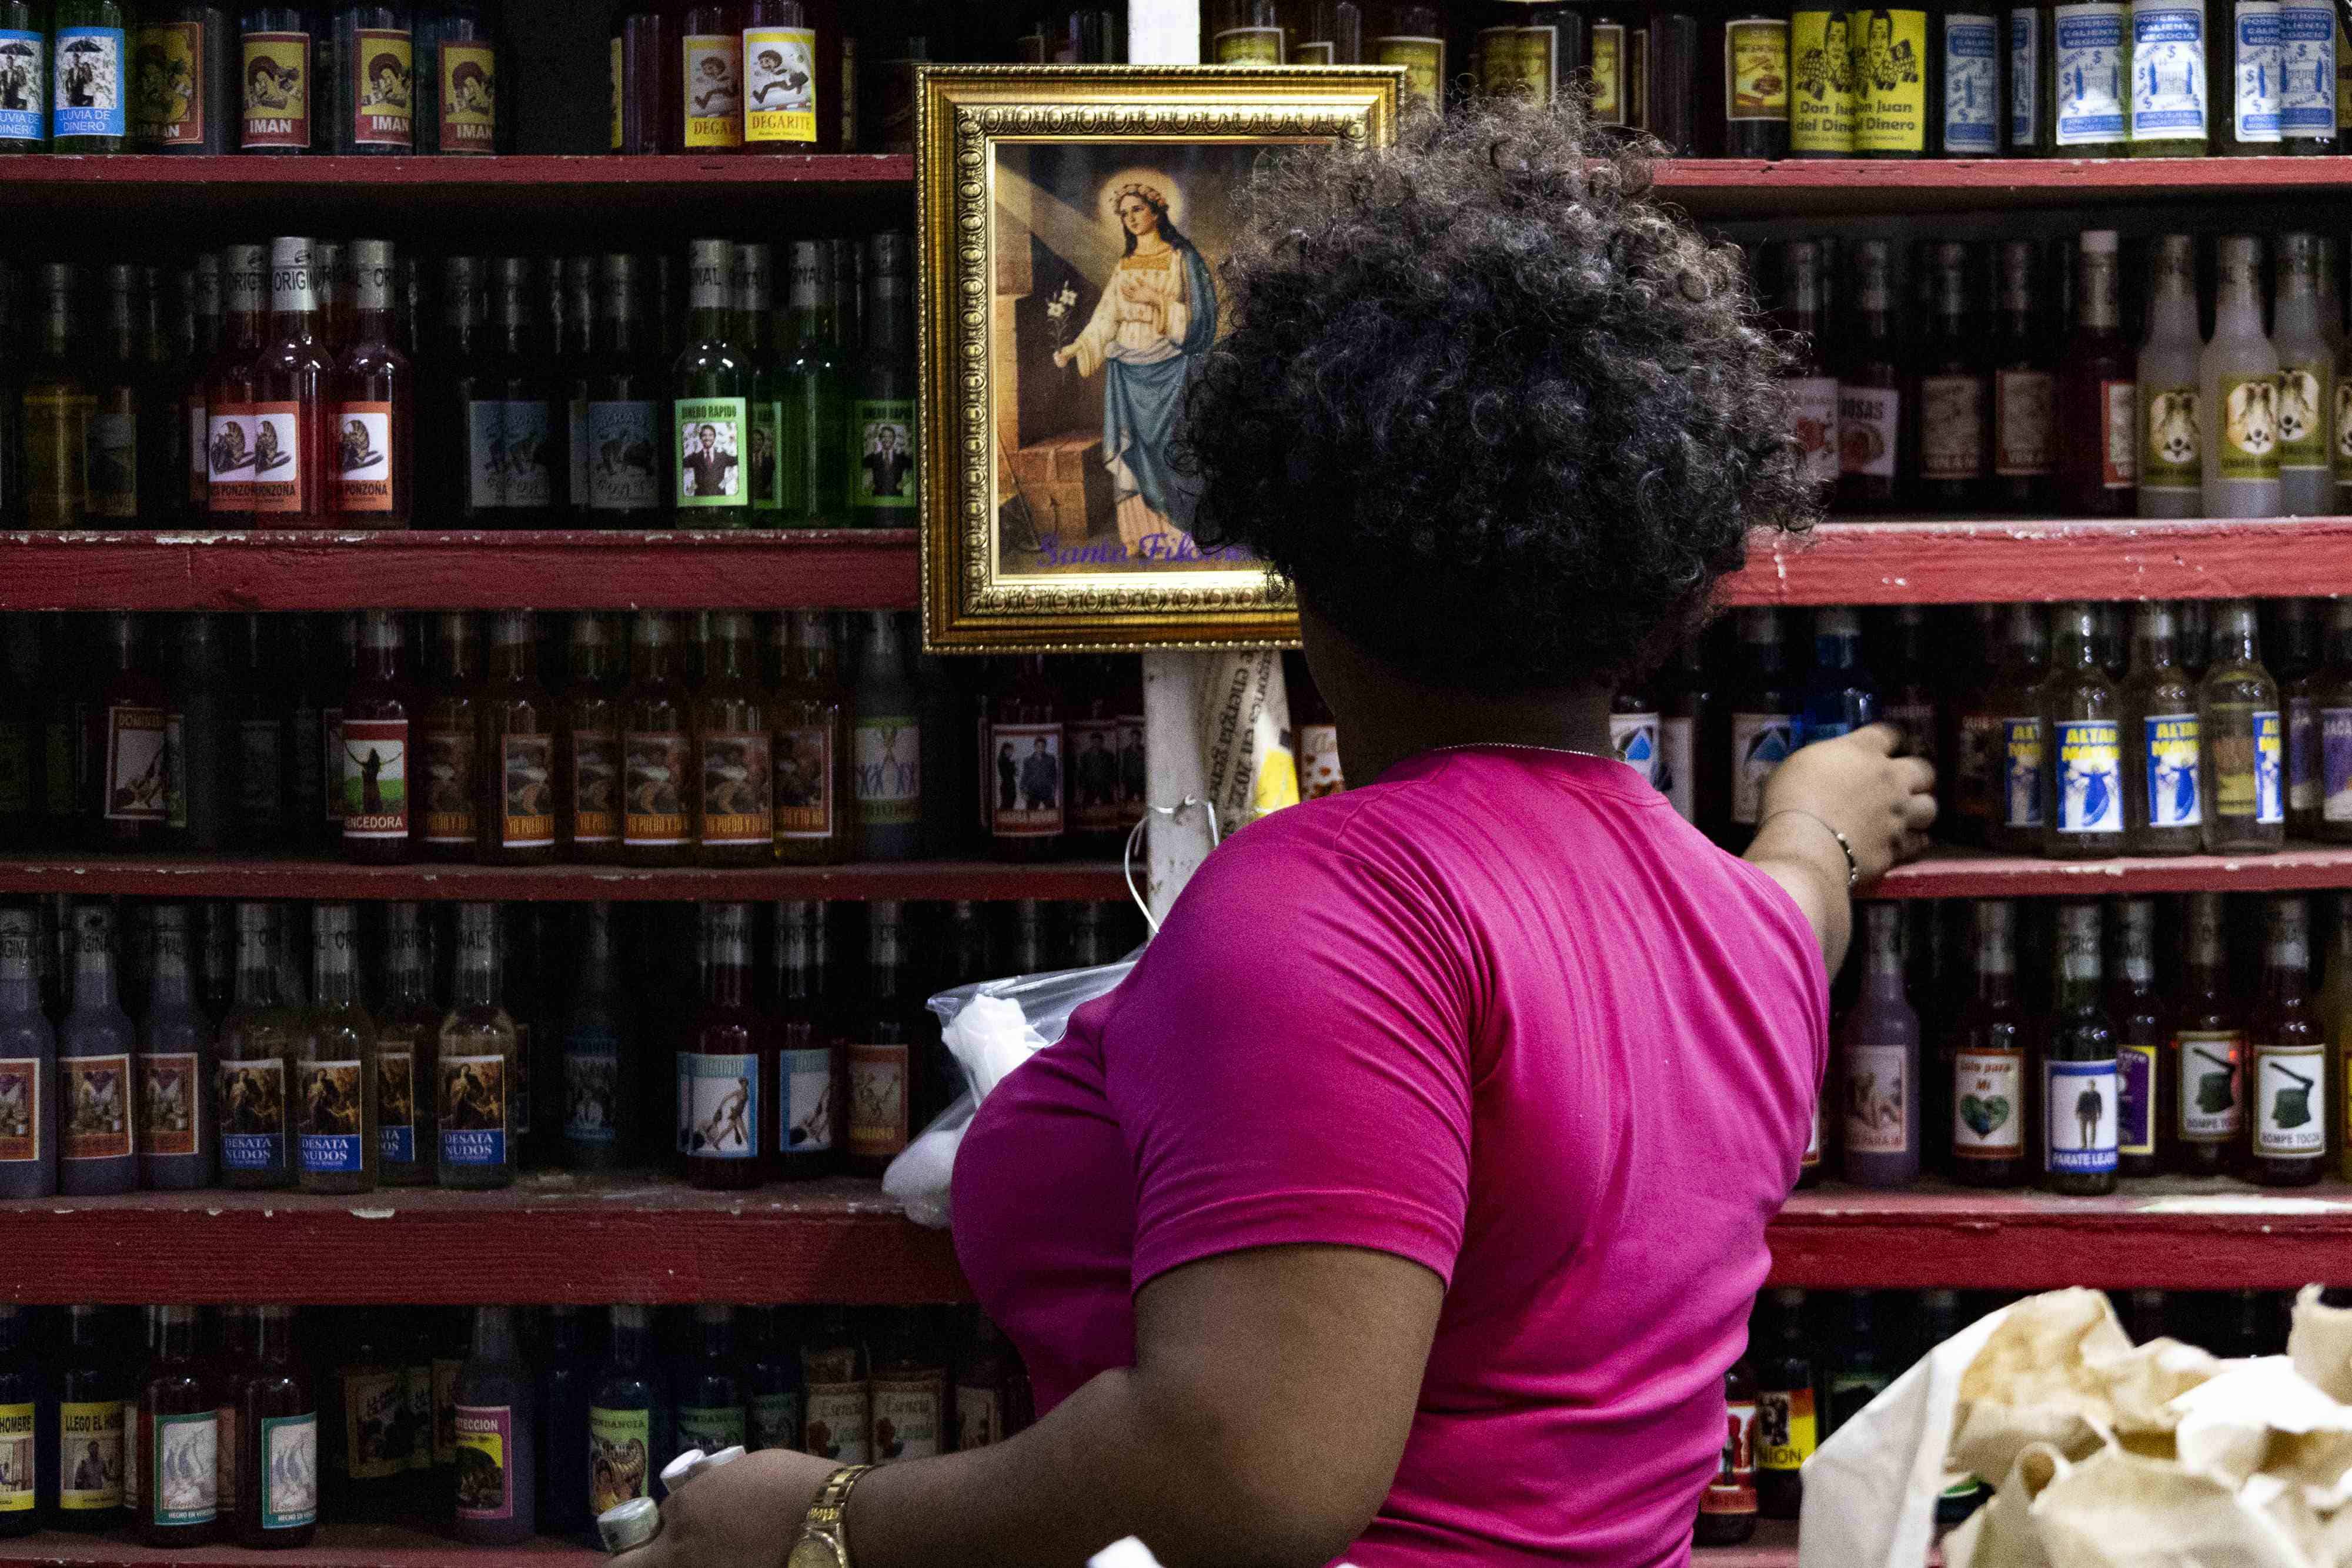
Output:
[1122,797,1221,937]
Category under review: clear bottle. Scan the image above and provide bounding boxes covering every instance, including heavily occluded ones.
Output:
[1839,903,1919,1188]
[436,903,517,1190]
[560,903,625,1171]
[332,238,412,526]
[57,903,135,1196]
[452,1306,534,1544]
[1989,603,2051,854]
[2250,894,2328,1183]
[0,904,56,1199]
[138,904,212,1191]
[2042,601,2127,858]
[296,903,377,1195]
[853,611,921,860]
[2043,901,2120,1196]
[216,902,302,1190]
[2056,231,2137,517]
[2202,236,2283,518]
[2137,235,2204,519]
[2200,597,2284,852]
[2276,235,2335,515]
[374,902,436,1188]
[2123,601,2204,854]
[2109,897,2166,1177]
[250,236,336,525]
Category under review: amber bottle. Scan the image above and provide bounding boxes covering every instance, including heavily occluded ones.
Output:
[340,610,414,864]
[2122,602,2203,855]
[296,902,378,1195]
[2040,601,2126,860]
[620,611,694,867]
[203,243,266,524]
[215,902,305,1191]
[249,237,336,527]
[1948,900,2030,1188]
[137,1305,218,1547]
[229,1305,316,1548]
[847,901,914,1178]
[374,901,437,1187]
[332,238,412,526]
[479,610,556,866]
[770,610,853,865]
[2249,895,2328,1186]
[696,611,774,867]
[559,613,623,864]
[414,612,482,864]
[2107,897,2164,1179]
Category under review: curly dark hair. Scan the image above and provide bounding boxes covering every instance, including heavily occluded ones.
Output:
[1181,96,1813,693]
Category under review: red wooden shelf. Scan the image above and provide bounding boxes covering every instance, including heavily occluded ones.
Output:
[0,854,1130,904]
[1870,843,2352,900]
[1693,1520,1800,1566]
[0,530,916,613]
[1722,517,2352,607]
[0,1524,596,1567]
[1653,154,2352,216]
[0,1174,967,1306]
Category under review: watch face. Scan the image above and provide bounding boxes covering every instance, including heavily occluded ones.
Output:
[788,1536,846,1568]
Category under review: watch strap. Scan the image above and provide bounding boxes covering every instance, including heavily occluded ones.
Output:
[795,1463,876,1568]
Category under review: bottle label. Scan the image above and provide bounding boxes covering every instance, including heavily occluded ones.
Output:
[1757,1388,1816,1471]
[1475,28,1529,99]
[2290,694,2320,811]
[2256,1043,2326,1154]
[1611,711,1661,789]
[431,1360,458,1466]
[1589,23,1626,124]
[2236,0,2286,137]
[1731,713,1796,826]
[104,704,168,821]
[1788,377,1840,489]
[678,1051,759,1160]
[683,34,743,148]
[438,1054,508,1167]
[986,722,1065,838]
[776,723,836,839]
[54,26,123,139]
[512,1021,534,1141]
[440,41,496,151]
[957,1385,1002,1450]
[58,1400,122,1510]
[1727,20,1790,120]
[2280,362,2330,472]
[587,1407,650,1513]
[2107,1040,2156,1156]
[421,728,478,845]
[319,707,343,825]
[239,717,285,825]
[872,1379,942,1460]
[2324,707,2352,820]
[1371,35,1446,116]
[849,400,918,511]
[1954,1048,2024,1156]
[2011,11,2040,142]
[62,1054,131,1162]
[742,25,818,142]
[187,396,209,503]
[1705,1399,1759,1514]
[751,1391,800,1453]
[853,718,921,825]
[783,1044,835,1155]
[0,30,43,142]
[587,402,662,512]
[242,32,312,149]
[88,402,138,518]
[453,1405,514,1520]
[152,1410,218,1526]
[1298,722,1344,801]
[220,1057,287,1171]
[340,717,410,839]
[2257,710,2285,823]
[676,397,747,507]
[26,388,91,520]
[334,402,395,512]
[208,404,256,510]
[499,400,554,510]
[496,733,554,848]
[1844,1042,1911,1155]
[2280,0,2336,132]
[378,1047,415,1164]
[2133,2,2210,136]
[571,729,621,845]
[140,1051,200,1158]
[1943,13,2000,149]
[2055,3,2130,141]
[2046,1058,2120,1173]
[671,1405,744,1456]
[340,1371,403,1482]
[1920,374,1986,480]
[564,1027,619,1145]
[805,1385,871,1465]
[2054,719,2123,834]
[259,1413,318,1530]
[1838,386,1899,478]
[1994,370,2057,476]
[623,731,691,845]
[1848,7,1927,151]
[2002,716,2044,828]
[350,29,413,147]
[0,1058,36,1163]
[847,1042,909,1158]
[2144,714,2203,828]
[2102,379,2139,486]
[465,401,505,508]
[296,1058,365,1173]
[700,731,773,846]
[2141,385,2201,491]
[0,1403,24,1510]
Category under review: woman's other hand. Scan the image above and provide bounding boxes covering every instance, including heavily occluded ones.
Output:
[612,1448,840,1568]
[1760,723,1936,882]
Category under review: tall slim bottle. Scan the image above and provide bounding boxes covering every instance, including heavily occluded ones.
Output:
[46,1303,123,1530]
[560,614,623,864]
[2278,0,2336,152]
[2319,601,2352,843]
[2326,892,2352,1179]
[847,901,914,1179]
[1839,903,1919,1188]
[620,612,693,867]
[2109,897,2165,1177]
[442,257,500,526]
[676,1304,748,1454]
[437,903,515,1190]
[2057,231,2136,517]
[2276,234,2335,516]
[671,239,751,525]
[138,905,211,1190]
[135,1306,216,1548]
[2200,597,2284,852]
[534,1305,592,1538]
[24,265,88,530]
[57,904,135,1196]
[771,611,852,865]
[2043,901,2120,1196]
[1789,0,1856,154]
[2281,598,2325,838]
[736,243,784,528]
[480,611,555,866]
[2129,0,2210,153]
[2250,894,2328,1184]
[168,616,233,853]
[773,898,838,1181]
[2137,235,2204,519]
[1753,1289,1815,1519]
[414,613,481,864]
[374,901,435,1186]
[2043,601,2127,858]
[560,903,624,1170]
[452,1306,533,1544]
[853,611,921,860]
[228,1304,316,1548]
[0,905,56,1199]
[1776,241,1840,504]
[1799,607,1877,747]
[297,902,376,1195]
[340,610,413,864]
[1835,240,1902,513]
[2203,236,2283,518]
[1990,240,2056,511]
[680,903,770,1189]
[583,255,664,529]
[52,0,126,152]
[202,245,265,524]
[1722,609,1800,852]
[1912,242,1987,512]
[2123,601,2203,853]
[696,612,773,868]
[1950,900,2030,1187]
[85,265,148,524]
[215,902,301,1189]
[419,0,500,154]
[333,238,410,526]
[249,237,334,527]
[586,1304,665,1519]
[560,256,595,527]
[777,239,848,526]
[482,257,560,528]
[849,233,917,529]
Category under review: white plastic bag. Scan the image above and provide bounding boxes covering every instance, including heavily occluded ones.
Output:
[880,952,1140,1228]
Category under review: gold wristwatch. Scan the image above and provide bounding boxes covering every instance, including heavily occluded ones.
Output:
[787,1463,875,1568]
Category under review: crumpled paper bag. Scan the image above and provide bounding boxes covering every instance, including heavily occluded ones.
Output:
[1799,1286,2352,1568]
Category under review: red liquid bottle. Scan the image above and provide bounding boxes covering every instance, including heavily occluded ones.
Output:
[847,901,916,1178]
[250,237,336,528]
[413,611,482,865]
[613,2,682,153]
[696,611,774,868]
[204,242,266,526]
[88,613,170,849]
[621,611,694,868]
[333,238,412,527]
[2054,230,2136,517]
[680,901,773,1191]
[340,610,415,865]
[229,1304,316,1549]
[136,1305,219,1547]
[560,613,624,865]
[771,897,841,1182]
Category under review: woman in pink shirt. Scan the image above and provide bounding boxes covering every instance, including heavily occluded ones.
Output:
[627,96,1935,1568]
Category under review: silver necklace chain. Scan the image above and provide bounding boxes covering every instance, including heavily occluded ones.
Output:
[1419,740,1617,764]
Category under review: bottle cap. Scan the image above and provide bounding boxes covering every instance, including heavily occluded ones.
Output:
[598,1497,661,1554]
[658,1449,706,1490]
[2080,230,2119,255]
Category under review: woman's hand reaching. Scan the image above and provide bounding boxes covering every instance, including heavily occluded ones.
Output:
[1745,724,1936,969]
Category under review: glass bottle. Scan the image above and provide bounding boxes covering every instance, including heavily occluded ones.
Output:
[85,615,166,850]
[419,0,500,155]
[56,904,134,1197]
[560,613,623,864]
[215,903,300,1190]
[1754,1288,1815,1520]
[2056,231,2136,517]
[295,902,376,1195]
[436,902,516,1190]
[1790,0,1855,153]
[2129,0,2211,153]
[2044,901,2120,1196]
[2278,0,2336,152]
[1849,4,1934,156]
[136,1305,216,1547]
[676,1304,747,1455]
[331,1,412,152]
[248,236,335,526]
[533,1306,592,1541]
[584,254,663,528]
[984,656,1067,861]
[1949,900,2030,1187]
[1839,903,1919,1187]
[332,238,410,526]
[238,4,319,153]
[1776,242,1840,504]
[413,613,482,864]
[1826,1292,1892,1437]
[1835,240,1902,513]
[2042,601,2126,858]
[1702,1,1785,153]
[2318,601,2352,843]
[51,0,126,152]
[228,1305,315,1548]
[771,611,852,865]
[868,1308,946,1462]
[1722,609,1800,852]
[853,611,921,861]
[2324,893,2352,1180]
[23,264,87,530]
[482,256,559,527]
[1799,607,1878,748]
[849,232,917,529]
[680,902,769,1189]
[480,611,555,866]
[587,1303,666,1520]
[2137,236,2203,519]
[374,901,435,1187]
[774,239,848,526]
[2167,891,2244,1176]
[0,1313,28,1532]
[554,256,594,527]
[2123,601,2203,854]
[2109,897,2165,1178]
[671,238,750,525]
[2200,598,2284,852]
[1988,240,2056,510]
[772,899,838,1181]
[2250,894,2328,1183]
[0,905,55,1199]
[620,611,693,867]
[744,0,835,151]
[301,614,353,851]
[225,617,284,850]
[85,264,144,524]
[800,1307,869,1466]
[1985,603,2051,854]
[1916,245,1994,508]
[437,256,499,525]
[2280,598,2325,838]
[558,903,623,1171]
[2273,236,2334,516]
[846,901,913,1178]
[340,610,413,864]
[46,1304,123,1530]
[746,1305,802,1453]
[138,904,212,1191]
[695,613,773,867]
[2044,0,2130,152]
[452,1306,534,1544]
[2203,236,2283,519]
[201,244,264,523]
[322,1311,405,1520]
[731,244,784,529]
[679,0,743,151]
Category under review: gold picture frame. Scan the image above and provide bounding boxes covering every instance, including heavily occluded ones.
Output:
[915,63,1402,653]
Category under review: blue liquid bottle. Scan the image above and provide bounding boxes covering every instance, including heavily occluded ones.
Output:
[1800,606,1880,746]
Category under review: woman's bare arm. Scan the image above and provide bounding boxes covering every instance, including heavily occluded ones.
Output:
[1743,723,1937,972]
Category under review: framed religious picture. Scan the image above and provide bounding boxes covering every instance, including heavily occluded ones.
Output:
[915,63,1401,653]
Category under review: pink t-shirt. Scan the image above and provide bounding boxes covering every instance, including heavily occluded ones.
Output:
[953,747,1828,1566]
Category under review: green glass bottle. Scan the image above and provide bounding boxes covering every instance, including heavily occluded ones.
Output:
[0,3,46,154]
[670,238,751,527]
[52,0,126,153]
[737,242,786,530]
[777,238,847,527]
[848,231,918,529]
